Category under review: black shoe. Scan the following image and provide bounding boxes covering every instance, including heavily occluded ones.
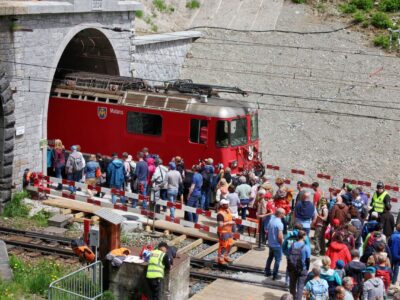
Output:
[265,272,271,277]
[273,275,282,281]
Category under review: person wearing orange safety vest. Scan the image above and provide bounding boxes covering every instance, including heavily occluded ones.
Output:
[370,181,391,218]
[217,199,235,265]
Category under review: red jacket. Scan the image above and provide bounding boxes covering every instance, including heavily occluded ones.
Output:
[326,241,351,268]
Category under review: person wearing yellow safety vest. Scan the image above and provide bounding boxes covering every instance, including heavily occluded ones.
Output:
[146,241,171,300]
[217,199,235,265]
[370,181,391,218]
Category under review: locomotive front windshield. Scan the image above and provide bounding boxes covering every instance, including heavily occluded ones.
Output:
[216,118,248,147]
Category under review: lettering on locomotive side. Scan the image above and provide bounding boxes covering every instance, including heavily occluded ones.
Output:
[110,108,124,115]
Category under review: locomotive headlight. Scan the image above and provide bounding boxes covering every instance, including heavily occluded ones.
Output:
[248,146,254,161]
[230,160,238,168]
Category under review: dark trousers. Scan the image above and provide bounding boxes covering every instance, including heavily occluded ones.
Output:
[148,278,163,300]
[289,270,307,300]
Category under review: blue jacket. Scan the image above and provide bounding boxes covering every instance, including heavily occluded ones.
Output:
[389,231,400,262]
[107,159,125,187]
[135,160,148,182]
[85,161,99,179]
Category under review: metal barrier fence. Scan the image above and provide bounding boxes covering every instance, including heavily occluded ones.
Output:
[48,261,103,300]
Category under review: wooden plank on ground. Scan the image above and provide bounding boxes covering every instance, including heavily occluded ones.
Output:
[168,235,186,246]
[43,198,101,214]
[177,238,203,255]
[194,242,219,259]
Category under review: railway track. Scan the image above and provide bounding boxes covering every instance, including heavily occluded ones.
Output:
[0,226,75,257]
[189,257,288,290]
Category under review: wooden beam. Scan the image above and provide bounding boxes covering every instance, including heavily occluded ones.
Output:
[168,235,186,246]
[194,242,219,259]
[177,238,203,255]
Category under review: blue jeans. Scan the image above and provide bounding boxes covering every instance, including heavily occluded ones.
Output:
[132,181,148,208]
[55,166,63,190]
[111,185,126,205]
[265,246,282,278]
[68,171,82,193]
[187,194,201,224]
[201,188,212,210]
[392,260,400,284]
[167,188,178,219]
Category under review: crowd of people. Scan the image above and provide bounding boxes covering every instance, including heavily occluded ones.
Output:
[265,180,399,300]
[47,139,400,299]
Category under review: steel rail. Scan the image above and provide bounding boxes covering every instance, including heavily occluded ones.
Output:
[0,226,73,244]
[189,270,288,290]
[4,239,75,257]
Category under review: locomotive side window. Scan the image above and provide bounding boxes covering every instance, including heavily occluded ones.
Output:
[127,112,162,136]
[231,118,248,146]
[216,120,229,147]
[190,119,208,144]
[251,114,259,141]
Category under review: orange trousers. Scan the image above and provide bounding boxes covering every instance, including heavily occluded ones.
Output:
[218,237,234,258]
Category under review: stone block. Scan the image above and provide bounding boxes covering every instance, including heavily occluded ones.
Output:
[0,165,12,177]
[48,214,73,228]
[108,254,189,300]
[2,152,14,166]
[0,240,13,281]
[3,113,15,128]
[0,190,11,203]
[121,220,143,233]
[41,226,67,235]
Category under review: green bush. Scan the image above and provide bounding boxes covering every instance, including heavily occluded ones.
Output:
[373,34,390,48]
[350,0,374,10]
[353,10,366,23]
[2,191,30,218]
[151,24,158,32]
[379,0,400,11]
[362,19,370,27]
[31,209,52,227]
[135,10,144,18]
[153,0,174,12]
[186,0,201,9]
[371,12,393,28]
[316,2,326,13]
[292,0,306,3]
[103,290,116,300]
[7,255,72,297]
[339,3,357,13]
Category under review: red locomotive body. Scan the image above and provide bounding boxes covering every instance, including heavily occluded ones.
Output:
[47,73,262,174]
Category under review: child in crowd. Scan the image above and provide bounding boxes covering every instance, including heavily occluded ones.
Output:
[335,260,346,281]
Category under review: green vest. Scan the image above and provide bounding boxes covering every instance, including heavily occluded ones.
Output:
[146,249,165,279]
[372,191,388,213]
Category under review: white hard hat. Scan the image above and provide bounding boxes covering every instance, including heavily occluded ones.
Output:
[220,199,229,205]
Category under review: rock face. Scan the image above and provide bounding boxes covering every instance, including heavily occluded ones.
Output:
[0,71,15,209]
[180,1,400,185]
[0,240,13,281]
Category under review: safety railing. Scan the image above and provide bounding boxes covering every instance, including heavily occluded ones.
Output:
[48,261,103,300]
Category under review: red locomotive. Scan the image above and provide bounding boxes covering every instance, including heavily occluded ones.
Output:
[47,73,263,175]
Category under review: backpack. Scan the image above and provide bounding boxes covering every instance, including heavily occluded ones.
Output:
[376,267,391,292]
[367,232,382,247]
[202,170,213,189]
[309,279,328,300]
[70,153,84,172]
[284,234,298,256]
[287,243,305,274]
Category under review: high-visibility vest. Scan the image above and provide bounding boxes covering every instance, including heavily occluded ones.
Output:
[372,191,388,213]
[146,249,166,279]
[73,246,95,263]
[110,247,131,256]
[217,209,233,235]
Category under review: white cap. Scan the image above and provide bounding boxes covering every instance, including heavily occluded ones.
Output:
[220,199,229,205]
[371,211,379,218]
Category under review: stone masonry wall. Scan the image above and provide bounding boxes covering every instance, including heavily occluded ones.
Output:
[0,11,135,194]
[133,39,193,84]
